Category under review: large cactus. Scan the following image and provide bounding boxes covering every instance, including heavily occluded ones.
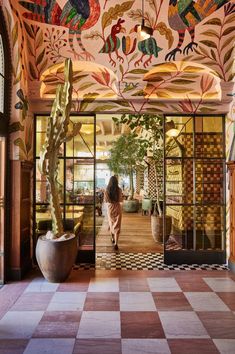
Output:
[39,59,80,237]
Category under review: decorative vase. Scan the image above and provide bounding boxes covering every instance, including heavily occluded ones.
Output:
[36,234,78,283]
[123,199,139,213]
[151,215,172,243]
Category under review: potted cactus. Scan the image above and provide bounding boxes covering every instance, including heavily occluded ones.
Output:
[36,59,81,282]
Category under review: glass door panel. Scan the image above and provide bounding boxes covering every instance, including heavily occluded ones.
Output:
[164,115,226,264]
[34,115,96,264]
[0,137,5,283]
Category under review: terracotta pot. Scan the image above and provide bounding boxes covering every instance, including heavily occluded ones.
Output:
[123,199,139,213]
[151,215,172,243]
[36,234,78,283]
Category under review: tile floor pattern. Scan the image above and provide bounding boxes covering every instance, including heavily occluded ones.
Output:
[0,269,235,353]
[75,252,229,271]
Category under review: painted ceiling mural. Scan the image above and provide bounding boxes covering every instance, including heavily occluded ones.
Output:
[2,0,235,116]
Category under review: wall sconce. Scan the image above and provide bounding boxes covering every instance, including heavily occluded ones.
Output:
[137,0,153,41]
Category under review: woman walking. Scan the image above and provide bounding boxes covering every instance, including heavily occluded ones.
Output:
[104,176,123,250]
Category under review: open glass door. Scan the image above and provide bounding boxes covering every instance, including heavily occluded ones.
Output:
[164,115,226,264]
[34,115,96,264]
[0,137,6,283]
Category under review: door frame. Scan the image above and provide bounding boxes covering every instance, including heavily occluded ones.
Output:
[0,8,11,283]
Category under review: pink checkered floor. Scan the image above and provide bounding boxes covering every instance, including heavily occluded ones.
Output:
[0,269,235,353]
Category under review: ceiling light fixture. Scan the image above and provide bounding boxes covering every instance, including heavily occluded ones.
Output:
[137,0,153,41]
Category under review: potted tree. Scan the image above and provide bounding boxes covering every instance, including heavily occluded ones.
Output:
[113,114,172,242]
[108,132,148,212]
[36,58,81,282]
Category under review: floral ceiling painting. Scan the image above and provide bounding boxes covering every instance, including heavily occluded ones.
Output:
[2,0,234,115]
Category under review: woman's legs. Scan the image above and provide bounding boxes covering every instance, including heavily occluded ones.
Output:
[114,233,119,250]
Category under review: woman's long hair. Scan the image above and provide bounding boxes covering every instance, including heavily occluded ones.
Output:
[106,175,119,202]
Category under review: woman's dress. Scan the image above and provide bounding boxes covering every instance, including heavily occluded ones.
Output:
[104,188,123,236]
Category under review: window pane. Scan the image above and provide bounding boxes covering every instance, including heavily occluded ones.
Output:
[35,159,64,203]
[67,116,95,158]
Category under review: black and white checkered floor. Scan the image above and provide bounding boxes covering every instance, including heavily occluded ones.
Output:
[74,252,228,271]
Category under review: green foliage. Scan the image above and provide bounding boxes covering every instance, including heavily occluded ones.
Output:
[113,114,164,214]
[108,132,148,199]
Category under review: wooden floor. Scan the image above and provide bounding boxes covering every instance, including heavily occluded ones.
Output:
[96,208,163,253]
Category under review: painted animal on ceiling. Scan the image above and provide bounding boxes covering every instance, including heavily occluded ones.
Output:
[18,0,100,60]
[99,18,126,67]
[165,0,230,61]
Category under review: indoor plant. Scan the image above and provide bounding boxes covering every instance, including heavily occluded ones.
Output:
[37,58,81,282]
[108,132,148,212]
[113,114,172,241]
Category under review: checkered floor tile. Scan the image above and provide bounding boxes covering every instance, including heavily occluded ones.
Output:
[74,252,228,271]
[1,269,235,354]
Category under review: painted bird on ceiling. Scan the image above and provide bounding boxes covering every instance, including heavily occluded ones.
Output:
[124,25,162,67]
[165,0,229,61]
[19,0,100,60]
[99,18,126,67]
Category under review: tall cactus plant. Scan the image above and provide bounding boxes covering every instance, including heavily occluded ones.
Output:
[39,59,80,237]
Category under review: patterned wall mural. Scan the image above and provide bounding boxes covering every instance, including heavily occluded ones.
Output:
[1,0,234,117]
[0,1,234,157]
